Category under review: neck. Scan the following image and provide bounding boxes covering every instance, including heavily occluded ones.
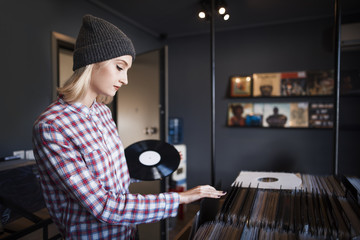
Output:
[77,94,96,108]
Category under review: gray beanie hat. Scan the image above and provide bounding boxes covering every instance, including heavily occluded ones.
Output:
[73,14,136,71]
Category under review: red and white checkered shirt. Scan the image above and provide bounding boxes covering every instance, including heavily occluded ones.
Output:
[32,98,179,239]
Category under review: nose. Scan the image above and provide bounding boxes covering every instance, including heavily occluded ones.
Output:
[120,74,128,85]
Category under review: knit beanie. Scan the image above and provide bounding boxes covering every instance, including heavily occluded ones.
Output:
[73,14,136,71]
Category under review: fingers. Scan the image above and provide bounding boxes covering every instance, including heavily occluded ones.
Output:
[202,185,226,198]
[178,185,226,204]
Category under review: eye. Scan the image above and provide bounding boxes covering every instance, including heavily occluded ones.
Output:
[116,65,123,71]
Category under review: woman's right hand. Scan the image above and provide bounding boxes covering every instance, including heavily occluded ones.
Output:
[178,185,226,204]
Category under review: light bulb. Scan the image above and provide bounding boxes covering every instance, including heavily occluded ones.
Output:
[223,14,230,21]
[218,7,226,15]
[198,11,206,19]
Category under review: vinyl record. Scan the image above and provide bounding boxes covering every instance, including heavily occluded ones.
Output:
[125,139,180,181]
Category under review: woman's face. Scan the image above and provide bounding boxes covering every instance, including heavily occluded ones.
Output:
[234,107,243,117]
[89,55,133,98]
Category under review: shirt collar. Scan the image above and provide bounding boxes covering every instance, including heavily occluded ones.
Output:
[59,97,99,118]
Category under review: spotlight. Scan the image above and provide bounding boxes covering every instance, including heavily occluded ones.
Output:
[197,0,230,21]
[217,0,227,15]
[218,6,226,15]
[198,11,206,19]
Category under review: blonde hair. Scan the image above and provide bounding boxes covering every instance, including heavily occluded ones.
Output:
[58,64,113,105]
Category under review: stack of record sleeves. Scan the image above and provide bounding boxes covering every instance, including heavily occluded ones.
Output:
[193,174,360,240]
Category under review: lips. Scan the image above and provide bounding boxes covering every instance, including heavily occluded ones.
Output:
[114,86,120,91]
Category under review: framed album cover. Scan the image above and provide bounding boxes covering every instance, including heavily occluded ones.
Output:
[230,76,252,97]
[307,70,334,96]
[308,102,334,128]
[280,71,307,96]
[262,103,291,128]
[289,102,309,127]
[227,103,253,126]
[253,73,281,97]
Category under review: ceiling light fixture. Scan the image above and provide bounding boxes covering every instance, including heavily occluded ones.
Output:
[218,7,226,15]
[198,11,206,19]
[197,0,230,21]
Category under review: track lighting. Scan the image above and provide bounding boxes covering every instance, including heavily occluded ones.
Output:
[197,0,230,21]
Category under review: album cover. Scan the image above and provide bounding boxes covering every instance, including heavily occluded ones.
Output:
[253,73,281,97]
[289,102,309,127]
[245,114,263,127]
[262,103,291,128]
[307,70,334,96]
[308,102,334,128]
[228,103,253,127]
[253,103,264,115]
[280,71,307,96]
[171,144,187,190]
[230,75,252,97]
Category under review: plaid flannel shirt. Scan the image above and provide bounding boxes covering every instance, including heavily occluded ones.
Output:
[32,98,179,239]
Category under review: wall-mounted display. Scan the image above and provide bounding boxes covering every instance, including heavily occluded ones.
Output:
[227,69,336,129]
[230,76,252,97]
[231,70,334,98]
[227,101,328,128]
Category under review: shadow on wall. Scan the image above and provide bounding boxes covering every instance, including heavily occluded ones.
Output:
[261,152,297,173]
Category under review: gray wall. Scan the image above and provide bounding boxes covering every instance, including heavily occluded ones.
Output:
[167,18,343,189]
[0,0,162,157]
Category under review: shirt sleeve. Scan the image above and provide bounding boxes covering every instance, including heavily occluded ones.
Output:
[33,121,179,226]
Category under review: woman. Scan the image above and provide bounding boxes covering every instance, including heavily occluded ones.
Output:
[32,14,225,239]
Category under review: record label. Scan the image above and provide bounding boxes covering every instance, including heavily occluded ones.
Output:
[125,139,180,181]
[139,151,161,166]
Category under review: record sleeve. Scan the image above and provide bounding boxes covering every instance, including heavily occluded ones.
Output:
[227,103,253,127]
[280,71,307,96]
[308,102,334,128]
[289,102,309,127]
[253,73,281,97]
[307,70,334,96]
[125,139,180,181]
[262,103,291,128]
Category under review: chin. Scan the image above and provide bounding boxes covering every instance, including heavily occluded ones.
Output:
[106,91,116,97]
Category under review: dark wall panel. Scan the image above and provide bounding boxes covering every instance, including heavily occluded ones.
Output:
[168,18,337,189]
[0,0,162,157]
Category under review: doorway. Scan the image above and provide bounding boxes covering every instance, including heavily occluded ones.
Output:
[116,48,167,147]
[116,47,168,240]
